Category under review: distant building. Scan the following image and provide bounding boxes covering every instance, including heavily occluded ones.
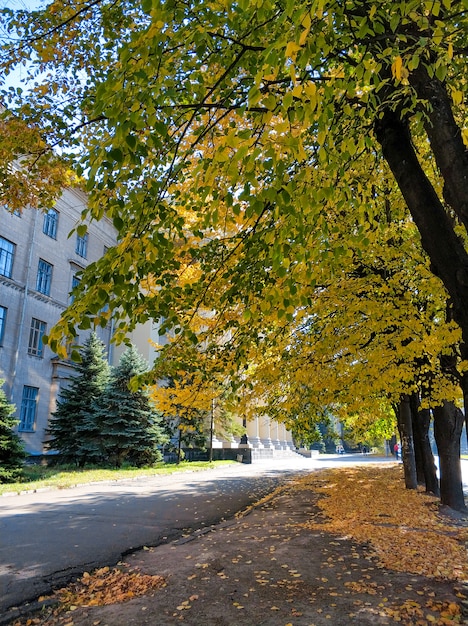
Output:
[126,324,296,458]
[0,189,117,456]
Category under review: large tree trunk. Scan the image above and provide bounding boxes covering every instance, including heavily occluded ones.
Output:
[376,102,468,511]
[375,108,468,347]
[432,401,466,512]
[462,372,468,448]
[408,66,468,233]
[375,71,468,366]
[409,393,439,496]
[410,396,425,486]
[397,395,417,490]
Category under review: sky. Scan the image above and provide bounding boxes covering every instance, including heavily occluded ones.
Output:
[0,0,48,91]
[2,0,45,8]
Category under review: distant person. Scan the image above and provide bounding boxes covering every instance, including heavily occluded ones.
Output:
[394,442,400,461]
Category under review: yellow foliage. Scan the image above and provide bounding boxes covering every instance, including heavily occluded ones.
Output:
[58,566,166,607]
[297,466,468,582]
[150,363,219,416]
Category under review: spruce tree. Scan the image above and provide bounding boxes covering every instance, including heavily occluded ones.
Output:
[0,381,26,483]
[46,333,110,466]
[95,345,166,467]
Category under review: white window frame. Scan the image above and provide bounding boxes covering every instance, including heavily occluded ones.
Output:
[76,233,88,258]
[19,386,38,432]
[36,259,53,295]
[43,208,59,239]
[0,236,15,278]
[28,318,46,357]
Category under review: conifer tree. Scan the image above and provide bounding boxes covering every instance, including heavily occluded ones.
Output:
[0,381,26,483]
[46,333,110,466]
[95,345,166,467]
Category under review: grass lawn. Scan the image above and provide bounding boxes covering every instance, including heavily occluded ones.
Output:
[0,460,234,496]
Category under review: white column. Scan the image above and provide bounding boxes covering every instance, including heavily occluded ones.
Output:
[272,420,282,450]
[284,423,295,450]
[259,415,272,449]
[246,416,262,448]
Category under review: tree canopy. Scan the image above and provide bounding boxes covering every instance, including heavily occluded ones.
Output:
[2,1,468,439]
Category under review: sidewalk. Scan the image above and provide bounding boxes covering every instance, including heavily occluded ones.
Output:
[8,459,468,626]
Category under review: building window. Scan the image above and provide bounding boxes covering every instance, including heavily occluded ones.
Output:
[19,385,38,432]
[76,233,88,258]
[36,259,53,295]
[28,318,46,357]
[71,274,81,290]
[70,274,81,303]
[0,236,15,278]
[43,208,59,239]
[0,306,6,345]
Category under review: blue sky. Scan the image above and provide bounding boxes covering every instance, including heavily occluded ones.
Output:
[1,0,48,91]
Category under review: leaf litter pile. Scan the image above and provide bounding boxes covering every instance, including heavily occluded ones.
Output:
[296,465,468,581]
[12,567,166,626]
[58,566,166,607]
[10,464,468,626]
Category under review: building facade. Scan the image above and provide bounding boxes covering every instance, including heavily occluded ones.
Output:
[0,189,117,456]
[1,191,296,459]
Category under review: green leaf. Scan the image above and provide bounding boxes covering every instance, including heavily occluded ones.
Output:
[109,148,123,163]
[70,349,81,362]
[113,216,124,230]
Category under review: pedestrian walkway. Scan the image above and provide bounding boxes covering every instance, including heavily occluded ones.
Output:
[6,457,467,626]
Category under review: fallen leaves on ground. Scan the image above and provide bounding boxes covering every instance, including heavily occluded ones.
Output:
[11,567,166,626]
[297,465,468,582]
[58,566,166,607]
[382,597,462,625]
[9,463,468,626]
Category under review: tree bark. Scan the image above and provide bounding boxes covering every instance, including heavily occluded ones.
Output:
[408,66,468,232]
[375,108,468,353]
[432,401,466,512]
[411,399,425,486]
[397,395,417,490]
[405,66,468,453]
[409,393,439,496]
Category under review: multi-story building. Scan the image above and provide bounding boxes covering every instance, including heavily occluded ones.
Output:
[0,189,296,460]
[0,188,117,456]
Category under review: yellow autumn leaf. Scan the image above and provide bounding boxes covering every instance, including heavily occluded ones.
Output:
[285,41,301,59]
[392,55,403,80]
[461,128,468,146]
[452,89,463,105]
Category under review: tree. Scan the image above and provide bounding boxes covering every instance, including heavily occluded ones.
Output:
[2,3,466,346]
[2,2,468,507]
[0,381,26,483]
[151,372,216,464]
[94,345,166,467]
[46,332,110,466]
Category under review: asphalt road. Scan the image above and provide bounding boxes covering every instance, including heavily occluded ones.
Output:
[1,454,466,614]
[0,456,315,612]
